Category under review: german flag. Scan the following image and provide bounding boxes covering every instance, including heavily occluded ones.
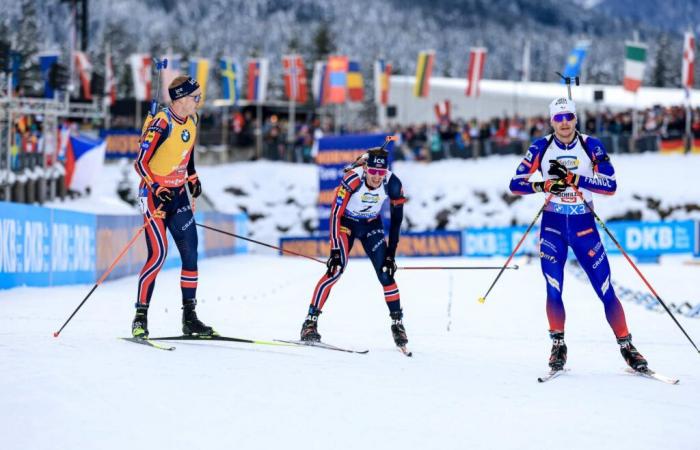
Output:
[413,50,435,97]
[659,137,685,154]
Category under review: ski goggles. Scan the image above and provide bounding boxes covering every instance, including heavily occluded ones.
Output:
[552,112,576,123]
[366,167,387,176]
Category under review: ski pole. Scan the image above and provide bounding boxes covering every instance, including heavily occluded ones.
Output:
[53,207,163,338]
[478,194,554,304]
[150,58,168,117]
[195,222,326,264]
[571,185,700,354]
[399,265,519,270]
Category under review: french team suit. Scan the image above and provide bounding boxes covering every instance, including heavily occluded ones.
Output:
[133,107,200,307]
[509,133,629,338]
[310,168,407,312]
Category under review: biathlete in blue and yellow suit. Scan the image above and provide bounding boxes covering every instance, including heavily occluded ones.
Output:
[300,147,410,348]
[509,96,648,372]
[131,75,214,338]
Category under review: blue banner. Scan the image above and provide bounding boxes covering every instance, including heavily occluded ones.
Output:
[316,134,395,231]
[280,231,462,258]
[461,220,696,258]
[99,129,141,159]
[39,53,59,99]
[0,202,96,288]
[1,202,248,289]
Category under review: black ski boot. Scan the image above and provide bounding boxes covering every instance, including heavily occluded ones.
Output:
[132,308,149,338]
[617,334,648,371]
[182,299,215,336]
[548,331,567,370]
[390,310,408,346]
[300,307,322,342]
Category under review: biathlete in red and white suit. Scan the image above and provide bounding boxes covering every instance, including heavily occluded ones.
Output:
[131,75,214,339]
[300,147,409,348]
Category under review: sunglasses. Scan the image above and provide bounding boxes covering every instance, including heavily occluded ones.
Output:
[189,94,202,103]
[552,112,575,122]
[366,168,387,176]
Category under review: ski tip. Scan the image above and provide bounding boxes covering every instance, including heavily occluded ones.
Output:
[478,297,486,304]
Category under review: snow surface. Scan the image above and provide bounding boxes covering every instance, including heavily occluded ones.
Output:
[1,254,698,450]
[45,153,700,245]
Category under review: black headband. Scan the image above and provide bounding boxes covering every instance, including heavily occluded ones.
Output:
[168,77,200,101]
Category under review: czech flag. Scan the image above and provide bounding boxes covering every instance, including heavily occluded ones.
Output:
[64,133,106,194]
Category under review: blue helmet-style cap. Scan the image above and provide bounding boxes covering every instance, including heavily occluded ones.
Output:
[366,148,388,169]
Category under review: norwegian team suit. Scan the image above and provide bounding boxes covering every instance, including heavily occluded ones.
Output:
[134,107,200,307]
[310,167,407,312]
[509,132,630,338]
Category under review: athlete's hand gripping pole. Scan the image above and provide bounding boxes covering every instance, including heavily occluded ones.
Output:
[478,194,554,304]
[570,184,700,355]
[53,206,165,338]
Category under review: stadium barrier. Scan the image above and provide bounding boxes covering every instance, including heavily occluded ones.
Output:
[0,202,247,289]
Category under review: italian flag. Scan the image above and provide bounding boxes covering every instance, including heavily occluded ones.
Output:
[623,42,647,92]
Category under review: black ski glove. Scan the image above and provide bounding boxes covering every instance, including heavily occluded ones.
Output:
[548,160,579,186]
[532,179,567,195]
[326,249,342,276]
[381,255,397,278]
[187,175,202,198]
[154,185,174,203]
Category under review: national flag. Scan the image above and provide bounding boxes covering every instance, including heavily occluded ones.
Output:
[39,53,59,99]
[522,40,530,82]
[413,50,435,97]
[682,31,695,91]
[374,59,392,106]
[434,99,451,122]
[160,53,181,103]
[188,57,210,101]
[324,55,348,104]
[129,53,152,101]
[466,47,487,97]
[282,54,308,103]
[347,60,364,102]
[64,133,107,194]
[562,41,590,80]
[104,47,116,106]
[220,57,241,103]
[660,137,685,154]
[74,51,92,100]
[247,58,269,102]
[623,42,647,93]
[312,61,327,106]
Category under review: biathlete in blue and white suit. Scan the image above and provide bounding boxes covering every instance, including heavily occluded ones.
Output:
[509,97,648,372]
[300,147,409,348]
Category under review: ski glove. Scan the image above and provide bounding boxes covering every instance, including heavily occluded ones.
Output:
[154,185,174,203]
[548,160,579,186]
[326,249,342,276]
[533,179,567,195]
[381,255,397,278]
[187,174,202,198]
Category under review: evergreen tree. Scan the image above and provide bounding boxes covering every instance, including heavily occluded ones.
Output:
[312,21,335,62]
[15,0,42,96]
[651,33,680,88]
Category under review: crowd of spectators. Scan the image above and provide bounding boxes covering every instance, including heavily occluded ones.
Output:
[197,105,700,163]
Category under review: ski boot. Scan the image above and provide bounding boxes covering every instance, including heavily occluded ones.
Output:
[390,310,408,347]
[182,299,216,336]
[132,308,149,338]
[617,334,648,371]
[548,331,567,370]
[300,307,322,342]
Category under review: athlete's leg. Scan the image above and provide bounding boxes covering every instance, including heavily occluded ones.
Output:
[570,215,629,338]
[309,227,354,311]
[540,212,569,333]
[135,192,169,308]
[165,188,199,301]
[359,220,401,313]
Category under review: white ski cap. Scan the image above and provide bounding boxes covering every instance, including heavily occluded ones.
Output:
[549,97,576,118]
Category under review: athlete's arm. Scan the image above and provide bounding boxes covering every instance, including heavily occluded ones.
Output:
[329,171,361,249]
[387,175,407,257]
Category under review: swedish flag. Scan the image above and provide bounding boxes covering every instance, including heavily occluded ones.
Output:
[220,57,240,103]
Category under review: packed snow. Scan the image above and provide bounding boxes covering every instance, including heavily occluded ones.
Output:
[1,254,698,450]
